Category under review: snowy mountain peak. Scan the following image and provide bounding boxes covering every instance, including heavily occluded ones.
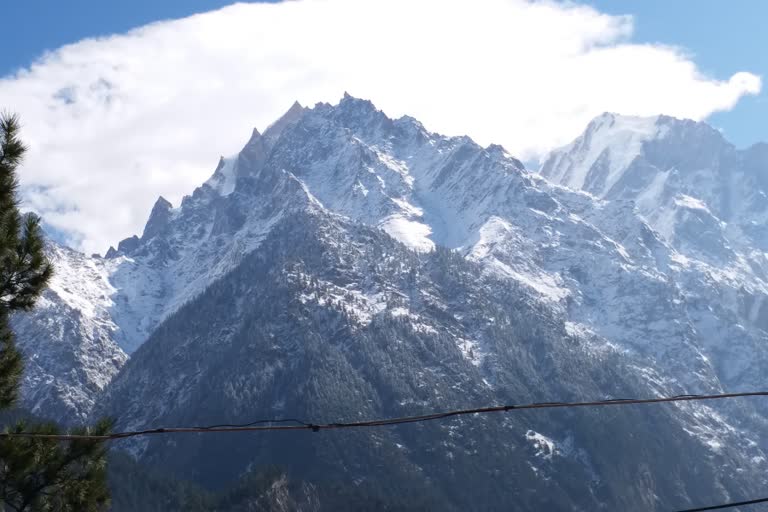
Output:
[116,234,140,255]
[541,109,768,345]
[340,91,371,106]
[541,112,743,201]
[246,127,261,144]
[328,93,387,126]
[540,111,752,217]
[541,112,666,195]
[142,196,173,240]
[263,100,305,142]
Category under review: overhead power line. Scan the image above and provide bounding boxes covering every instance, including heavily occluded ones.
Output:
[674,496,768,511]
[2,390,767,442]
[3,391,767,511]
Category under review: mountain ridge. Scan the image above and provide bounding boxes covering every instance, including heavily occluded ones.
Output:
[11,96,768,510]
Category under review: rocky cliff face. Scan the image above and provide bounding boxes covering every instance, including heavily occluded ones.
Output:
[13,97,768,510]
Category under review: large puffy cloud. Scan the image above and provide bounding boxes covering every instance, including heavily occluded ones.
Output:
[0,0,761,253]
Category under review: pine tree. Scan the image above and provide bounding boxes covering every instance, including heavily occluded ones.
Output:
[0,113,111,511]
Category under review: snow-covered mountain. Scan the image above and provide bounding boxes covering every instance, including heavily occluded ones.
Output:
[13,96,768,510]
[541,113,768,391]
[12,243,126,422]
[541,112,768,261]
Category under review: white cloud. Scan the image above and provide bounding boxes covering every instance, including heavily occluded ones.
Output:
[0,0,761,253]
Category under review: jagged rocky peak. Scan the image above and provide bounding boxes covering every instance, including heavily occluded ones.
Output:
[113,234,140,255]
[337,92,382,116]
[262,100,305,142]
[486,143,525,169]
[234,127,263,155]
[204,154,239,197]
[246,127,261,145]
[340,91,373,107]
[238,127,268,172]
[142,196,173,240]
[318,92,392,135]
[202,101,308,198]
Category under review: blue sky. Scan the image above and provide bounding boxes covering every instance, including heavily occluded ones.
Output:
[0,1,273,75]
[588,0,767,147]
[1,0,764,252]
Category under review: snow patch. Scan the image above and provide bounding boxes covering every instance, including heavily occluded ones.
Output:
[379,215,435,252]
[526,430,558,459]
[456,338,485,366]
[674,194,710,212]
[204,156,238,196]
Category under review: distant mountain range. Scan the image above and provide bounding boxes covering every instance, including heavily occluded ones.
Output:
[13,95,768,510]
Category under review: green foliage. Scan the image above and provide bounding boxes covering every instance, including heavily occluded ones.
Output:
[0,315,23,410]
[0,419,112,511]
[107,452,213,512]
[0,113,110,511]
[107,452,442,512]
[0,114,53,314]
[0,113,53,409]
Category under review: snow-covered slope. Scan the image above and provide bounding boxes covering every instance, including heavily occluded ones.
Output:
[99,208,768,511]
[541,113,668,196]
[12,243,127,422]
[541,112,768,257]
[541,112,768,392]
[12,96,768,509]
